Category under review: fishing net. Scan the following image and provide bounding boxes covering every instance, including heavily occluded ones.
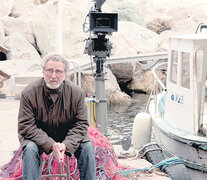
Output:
[0,126,130,180]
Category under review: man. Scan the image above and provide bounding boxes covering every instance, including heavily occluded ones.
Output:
[18,54,96,180]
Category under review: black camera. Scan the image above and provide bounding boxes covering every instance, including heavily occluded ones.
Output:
[84,12,118,57]
[89,12,118,33]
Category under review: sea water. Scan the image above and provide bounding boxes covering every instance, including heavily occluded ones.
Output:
[107,93,150,145]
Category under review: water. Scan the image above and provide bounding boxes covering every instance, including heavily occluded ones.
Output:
[107,93,150,144]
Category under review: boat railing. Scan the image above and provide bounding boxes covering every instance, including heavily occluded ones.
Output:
[68,61,82,88]
[152,62,168,113]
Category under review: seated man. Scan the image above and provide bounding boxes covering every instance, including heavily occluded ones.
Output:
[18,54,96,180]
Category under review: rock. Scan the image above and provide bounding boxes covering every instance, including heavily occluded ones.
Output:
[2,16,35,46]
[0,60,42,96]
[11,0,41,17]
[106,88,130,105]
[144,0,207,35]
[0,0,13,17]
[111,21,163,57]
[3,32,41,61]
[109,61,143,84]
[147,16,174,34]
[129,70,154,94]
[103,0,145,26]
[0,70,10,88]
[0,59,42,77]
[81,69,131,105]
[129,69,166,94]
[23,0,92,58]
[0,21,4,43]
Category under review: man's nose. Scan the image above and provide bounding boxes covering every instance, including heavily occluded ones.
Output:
[51,71,58,78]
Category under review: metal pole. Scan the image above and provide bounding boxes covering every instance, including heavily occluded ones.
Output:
[94,57,108,134]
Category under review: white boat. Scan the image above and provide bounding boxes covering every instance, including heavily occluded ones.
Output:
[148,33,207,179]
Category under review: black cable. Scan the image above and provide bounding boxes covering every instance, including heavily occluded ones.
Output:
[82,13,90,33]
[195,23,204,34]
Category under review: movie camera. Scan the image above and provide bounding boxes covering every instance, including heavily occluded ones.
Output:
[84,0,118,61]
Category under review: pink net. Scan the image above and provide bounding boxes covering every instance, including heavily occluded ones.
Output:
[0,126,130,180]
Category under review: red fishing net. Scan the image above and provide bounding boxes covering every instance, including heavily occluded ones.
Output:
[0,126,130,180]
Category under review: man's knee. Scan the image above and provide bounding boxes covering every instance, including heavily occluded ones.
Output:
[81,141,95,155]
[23,141,39,156]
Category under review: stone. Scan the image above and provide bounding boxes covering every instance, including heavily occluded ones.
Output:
[129,69,166,94]
[0,59,42,96]
[11,0,40,17]
[30,0,92,58]
[0,21,4,43]
[3,32,41,61]
[2,16,35,46]
[147,16,174,34]
[0,0,13,18]
[81,69,131,105]
[103,0,145,26]
[110,21,163,57]
[144,0,207,35]
[0,70,10,88]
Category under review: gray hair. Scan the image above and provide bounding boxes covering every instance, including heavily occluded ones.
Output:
[42,54,69,74]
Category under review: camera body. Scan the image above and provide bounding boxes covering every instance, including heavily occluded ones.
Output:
[84,10,118,57]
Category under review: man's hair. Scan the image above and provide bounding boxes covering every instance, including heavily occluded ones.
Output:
[42,54,69,74]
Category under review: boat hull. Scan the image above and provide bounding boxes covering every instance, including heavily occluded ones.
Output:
[151,115,207,179]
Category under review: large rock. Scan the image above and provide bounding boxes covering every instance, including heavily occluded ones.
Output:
[129,69,166,94]
[109,61,143,84]
[11,0,41,17]
[0,60,42,77]
[0,70,10,88]
[108,21,163,93]
[111,21,163,57]
[3,32,41,61]
[0,60,42,96]
[103,0,145,26]
[0,21,4,44]
[0,0,13,18]
[144,0,207,35]
[18,0,92,58]
[81,69,130,105]
[2,16,35,45]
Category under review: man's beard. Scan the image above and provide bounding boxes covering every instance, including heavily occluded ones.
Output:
[44,75,63,89]
[46,82,61,89]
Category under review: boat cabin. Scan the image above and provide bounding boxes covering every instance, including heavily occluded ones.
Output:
[164,34,207,136]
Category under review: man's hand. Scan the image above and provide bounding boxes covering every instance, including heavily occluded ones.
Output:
[52,142,66,163]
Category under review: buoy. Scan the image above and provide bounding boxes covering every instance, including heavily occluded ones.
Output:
[132,112,152,150]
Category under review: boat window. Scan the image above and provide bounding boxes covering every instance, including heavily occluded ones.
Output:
[195,48,204,81]
[170,50,178,84]
[181,52,190,89]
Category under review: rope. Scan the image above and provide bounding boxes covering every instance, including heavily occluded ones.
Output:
[139,148,162,158]
[138,142,159,154]
[119,157,184,176]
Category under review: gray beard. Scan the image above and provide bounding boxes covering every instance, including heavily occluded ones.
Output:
[45,82,61,89]
[43,75,62,89]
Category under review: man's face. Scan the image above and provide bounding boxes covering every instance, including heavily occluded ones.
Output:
[43,60,66,89]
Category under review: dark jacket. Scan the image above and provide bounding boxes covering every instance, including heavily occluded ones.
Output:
[18,78,90,155]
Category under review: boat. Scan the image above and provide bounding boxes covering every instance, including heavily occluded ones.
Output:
[148,33,207,179]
